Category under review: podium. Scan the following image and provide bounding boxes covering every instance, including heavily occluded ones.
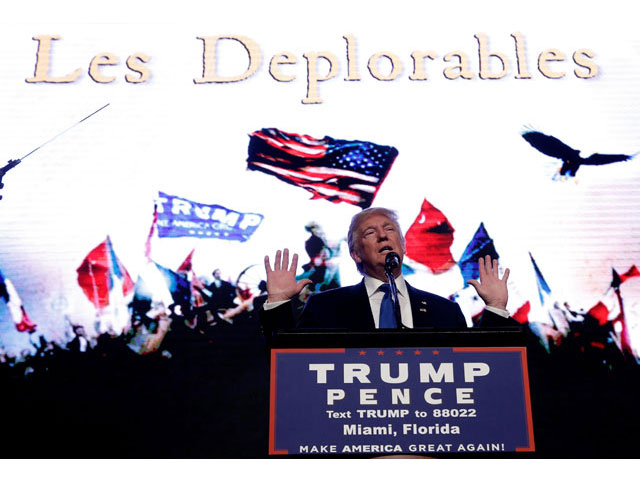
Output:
[268,328,535,456]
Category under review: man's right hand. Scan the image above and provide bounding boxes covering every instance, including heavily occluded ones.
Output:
[264,248,312,303]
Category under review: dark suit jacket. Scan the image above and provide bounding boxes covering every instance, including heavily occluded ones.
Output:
[261,279,511,334]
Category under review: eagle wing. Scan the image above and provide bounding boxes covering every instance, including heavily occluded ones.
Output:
[522,131,580,161]
[581,153,633,166]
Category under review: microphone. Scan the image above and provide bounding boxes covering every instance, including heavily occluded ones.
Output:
[384,251,401,273]
[384,251,402,329]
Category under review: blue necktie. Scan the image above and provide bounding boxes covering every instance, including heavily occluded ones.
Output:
[378,283,397,329]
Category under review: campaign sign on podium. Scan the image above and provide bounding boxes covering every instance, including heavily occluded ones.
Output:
[269,332,534,456]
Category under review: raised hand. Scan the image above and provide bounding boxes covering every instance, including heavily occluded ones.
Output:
[467,255,510,310]
[264,248,312,303]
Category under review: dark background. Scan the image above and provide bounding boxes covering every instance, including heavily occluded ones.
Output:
[2,311,639,459]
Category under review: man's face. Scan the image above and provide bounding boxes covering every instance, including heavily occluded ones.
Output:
[350,213,405,281]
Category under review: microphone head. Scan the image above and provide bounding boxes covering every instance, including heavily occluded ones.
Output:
[384,251,401,272]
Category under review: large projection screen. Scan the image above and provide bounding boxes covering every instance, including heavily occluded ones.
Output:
[1,1,639,458]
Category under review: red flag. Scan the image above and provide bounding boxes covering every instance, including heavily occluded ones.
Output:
[76,237,134,309]
[587,301,609,326]
[512,301,531,325]
[177,249,195,274]
[404,199,456,274]
[620,265,640,284]
[15,306,36,333]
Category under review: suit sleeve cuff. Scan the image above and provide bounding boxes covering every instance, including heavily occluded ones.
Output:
[263,299,291,310]
[484,305,510,318]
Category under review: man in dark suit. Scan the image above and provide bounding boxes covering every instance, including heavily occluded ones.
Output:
[261,207,512,332]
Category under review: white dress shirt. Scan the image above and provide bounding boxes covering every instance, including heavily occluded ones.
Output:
[363,274,413,329]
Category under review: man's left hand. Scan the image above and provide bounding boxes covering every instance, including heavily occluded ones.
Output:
[467,255,509,310]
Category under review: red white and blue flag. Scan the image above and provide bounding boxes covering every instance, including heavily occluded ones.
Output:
[247,128,398,209]
[76,236,134,310]
[0,269,36,333]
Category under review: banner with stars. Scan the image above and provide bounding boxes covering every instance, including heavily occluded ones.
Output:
[269,346,534,456]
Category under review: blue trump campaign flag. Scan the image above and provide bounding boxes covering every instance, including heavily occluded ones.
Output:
[246,128,398,209]
[458,223,500,287]
[156,192,263,242]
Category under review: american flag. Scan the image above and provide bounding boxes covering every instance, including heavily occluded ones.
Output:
[246,128,398,209]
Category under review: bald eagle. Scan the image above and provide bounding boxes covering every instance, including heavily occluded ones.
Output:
[522,130,635,179]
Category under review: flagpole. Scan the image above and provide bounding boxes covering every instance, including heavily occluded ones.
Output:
[19,103,110,161]
[145,202,158,263]
[88,260,101,323]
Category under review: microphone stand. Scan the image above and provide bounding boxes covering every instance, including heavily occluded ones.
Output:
[384,269,402,329]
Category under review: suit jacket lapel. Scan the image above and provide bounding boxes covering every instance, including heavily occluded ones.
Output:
[349,280,375,330]
[406,281,430,328]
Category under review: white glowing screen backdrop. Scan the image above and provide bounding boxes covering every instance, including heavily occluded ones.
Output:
[1,1,639,358]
